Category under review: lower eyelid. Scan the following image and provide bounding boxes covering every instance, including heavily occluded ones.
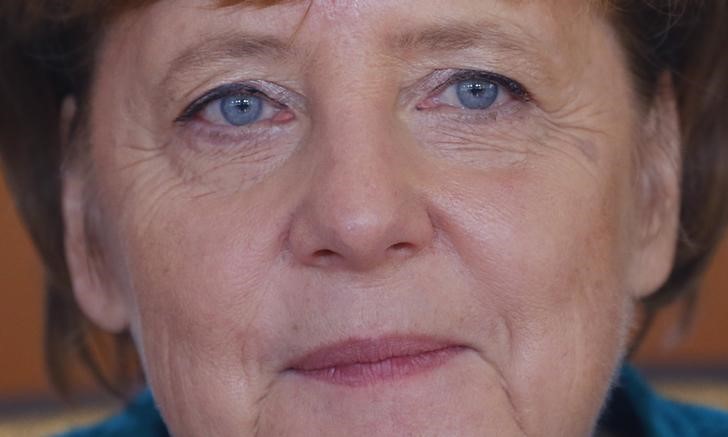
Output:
[176,119,287,150]
[417,99,527,125]
[184,106,297,146]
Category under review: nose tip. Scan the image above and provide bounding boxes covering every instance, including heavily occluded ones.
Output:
[317,209,430,268]
[288,185,435,271]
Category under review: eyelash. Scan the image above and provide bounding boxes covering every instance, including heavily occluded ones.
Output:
[174,69,532,128]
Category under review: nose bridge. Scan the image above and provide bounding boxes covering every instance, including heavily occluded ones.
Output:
[319,122,405,243]
[319,101,401,203]
[287,87,434,271]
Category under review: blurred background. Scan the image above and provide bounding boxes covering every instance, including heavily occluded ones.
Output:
[1,167,727,435]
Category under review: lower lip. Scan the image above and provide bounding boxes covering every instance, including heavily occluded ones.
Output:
[291,342,466,387]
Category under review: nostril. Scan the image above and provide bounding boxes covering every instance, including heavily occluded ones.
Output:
[390,242,414,252]
[306,249,341,268]
[313,249,337,258]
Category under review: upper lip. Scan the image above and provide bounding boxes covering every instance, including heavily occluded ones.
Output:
[287,335,462,371]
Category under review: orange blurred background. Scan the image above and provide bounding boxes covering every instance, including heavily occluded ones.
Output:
[1,169,727,402]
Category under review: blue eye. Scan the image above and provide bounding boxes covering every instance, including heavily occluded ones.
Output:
[176,84,291,128]
[220,94,263,126]
[418,71,530,113]
[456,79,499,110]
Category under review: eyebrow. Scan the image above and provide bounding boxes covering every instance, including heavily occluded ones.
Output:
[161,32,292,87]
[389,20,540,58]
[386,19,555,86]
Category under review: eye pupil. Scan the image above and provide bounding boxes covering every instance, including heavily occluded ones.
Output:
[220,94,263,126]
[456,79,498,110]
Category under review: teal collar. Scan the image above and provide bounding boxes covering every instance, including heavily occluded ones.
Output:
[599,365,728,437]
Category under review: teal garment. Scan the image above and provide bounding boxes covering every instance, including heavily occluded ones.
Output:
[55,390,168,437]
[57,365,728,436]
[598,366,728,437]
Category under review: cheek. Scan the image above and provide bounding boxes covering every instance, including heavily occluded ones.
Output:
[97,178,300,433]
[122,194,285,349]
[434,161,634,433]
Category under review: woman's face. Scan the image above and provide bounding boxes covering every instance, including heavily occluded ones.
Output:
[63,0,679,435]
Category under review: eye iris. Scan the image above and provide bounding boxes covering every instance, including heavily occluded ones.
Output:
[220,94,263,126]
[456,79,498,109]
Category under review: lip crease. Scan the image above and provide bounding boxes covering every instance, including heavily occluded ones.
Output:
[287,336,466,387]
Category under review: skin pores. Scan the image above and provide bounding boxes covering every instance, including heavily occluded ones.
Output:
[63,0,680,435]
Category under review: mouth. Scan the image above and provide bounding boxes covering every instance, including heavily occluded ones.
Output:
[287,336,467,387]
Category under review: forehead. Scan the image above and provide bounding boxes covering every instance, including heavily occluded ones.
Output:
[113,0,606,35]
[107,0,609,77]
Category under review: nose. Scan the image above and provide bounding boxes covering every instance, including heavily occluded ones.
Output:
[287,112,435,272]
